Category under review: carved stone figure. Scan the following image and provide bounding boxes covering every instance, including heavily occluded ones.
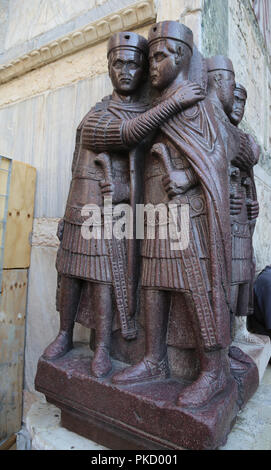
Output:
[207,60,260,343]
[42,32,150,378]
[112,22,234,409]
[35,24,261,451]
[43,31,203,377]
[228,83,262,344]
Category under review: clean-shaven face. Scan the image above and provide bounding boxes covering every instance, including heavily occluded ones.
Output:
[149,39,181,91]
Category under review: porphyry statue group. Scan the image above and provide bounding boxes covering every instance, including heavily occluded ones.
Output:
[42,21,261,409]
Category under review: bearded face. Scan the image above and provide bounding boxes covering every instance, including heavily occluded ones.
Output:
[108,49,147,96]
[229,89,246,126]
[215,71,236,116]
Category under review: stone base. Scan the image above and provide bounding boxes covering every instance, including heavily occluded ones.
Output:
[23,366,271,450]
[34,343,246,450]
[233,334,271,382]
[23,401,106,450]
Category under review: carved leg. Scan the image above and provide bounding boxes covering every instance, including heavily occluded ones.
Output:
[177,348,230,408]
[43,276,82,360]
[234,283,266,345]
[112,289,170,384]
[90,283,113,378]
[177,292,230,408]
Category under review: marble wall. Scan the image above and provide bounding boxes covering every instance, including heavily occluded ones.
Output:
[0,0,9,54]
[0,73,112,217]
[4,0,103,50]
[1,0,134,62]
[201,0,271,273]
[227,0,271,273]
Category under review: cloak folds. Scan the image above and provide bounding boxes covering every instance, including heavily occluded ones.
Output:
[159,97,232,349]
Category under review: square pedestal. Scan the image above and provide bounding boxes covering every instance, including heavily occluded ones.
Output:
[35,344,242,450]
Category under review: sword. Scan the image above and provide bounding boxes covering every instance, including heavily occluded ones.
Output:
[95,153,137,340]
[242,175,256,315]
[150,143,218,349]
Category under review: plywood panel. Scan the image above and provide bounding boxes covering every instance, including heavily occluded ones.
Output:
[0,269,27,441]
[3,161,36,269]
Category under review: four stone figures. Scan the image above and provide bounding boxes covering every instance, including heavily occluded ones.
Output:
[39,20,261,448]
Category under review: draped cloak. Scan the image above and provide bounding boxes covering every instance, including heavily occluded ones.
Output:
[141,90,232,350]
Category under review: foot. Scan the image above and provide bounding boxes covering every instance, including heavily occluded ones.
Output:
[90,347,112,378]
[177,367,228,408]
[42,330,73,360]
[229,345,251,373]
[229,356,248,373]
[112,356,170,385]
[234,317,266,345]
[234,328,267,345]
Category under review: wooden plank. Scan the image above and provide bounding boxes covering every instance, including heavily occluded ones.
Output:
[0,434,16,450]
[3,161,36,269]
[0,157,11,221]
[0,269,27,441]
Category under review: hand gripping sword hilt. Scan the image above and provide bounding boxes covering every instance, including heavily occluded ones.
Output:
[95,152,113,196]
[151,143,173,177]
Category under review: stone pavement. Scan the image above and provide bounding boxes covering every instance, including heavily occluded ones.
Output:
[220,365,271,450]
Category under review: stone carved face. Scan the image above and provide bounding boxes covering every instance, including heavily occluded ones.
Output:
[215,70,236,115]
[229,89,247,126]
[149,39,191,91]
[108,49,147,96]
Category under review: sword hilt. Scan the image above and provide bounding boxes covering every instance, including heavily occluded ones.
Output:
[229,166,240,197]
[95,152,113,195]
[242,176,253,201]
[151,143,172,177]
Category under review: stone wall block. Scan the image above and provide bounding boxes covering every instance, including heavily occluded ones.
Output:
[40,47,52,63]
[60,37,73,54]
[71,32,85,48]
[136,1,156,23]
[109,15,123,33]
[50,42,62,59]
[96,20,111,39]
[122,9,138,28]
[83,25,98,43]
[29,51,41,68]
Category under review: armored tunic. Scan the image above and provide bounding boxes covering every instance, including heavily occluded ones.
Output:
[141,88,232,351]
[56,93,149,284]
[230,130,258,285]
[141,134,211,292]
[211,103,258,286]
[70,84,232,350]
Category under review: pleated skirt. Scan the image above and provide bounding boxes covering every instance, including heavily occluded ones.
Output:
[56,221,112,283]
[141,212,211,292]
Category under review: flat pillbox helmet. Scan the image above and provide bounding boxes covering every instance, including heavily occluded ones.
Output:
[235,82,247,98]
[207,55,235,74]
[107,31,148,58]
[148,21,193,53]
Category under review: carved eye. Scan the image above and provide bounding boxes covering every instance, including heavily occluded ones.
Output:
[155,53,166,62]
[125,35,130,40]
[114,60,123,69]
[128,61,139,70]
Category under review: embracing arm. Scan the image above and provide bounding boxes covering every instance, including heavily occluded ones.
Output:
[81,83,205,153]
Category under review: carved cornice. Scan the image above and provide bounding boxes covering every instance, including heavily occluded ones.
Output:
[0,0,156,85]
